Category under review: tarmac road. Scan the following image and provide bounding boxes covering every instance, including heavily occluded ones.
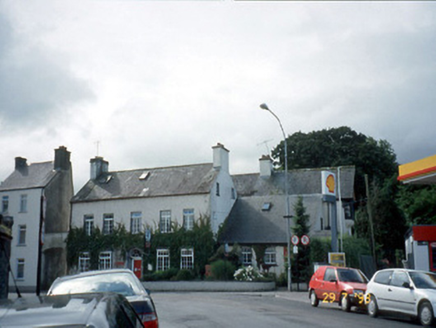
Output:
[152,291,419,328]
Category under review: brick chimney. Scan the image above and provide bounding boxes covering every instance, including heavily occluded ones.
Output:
[213,143,229,173]
[259,155,273,177]
[90,156,109,180]
[15,157,27,170]
[54,146,71,171]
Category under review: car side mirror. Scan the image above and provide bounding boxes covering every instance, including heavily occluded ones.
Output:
[402,282,413,289]
[330,279,338,284]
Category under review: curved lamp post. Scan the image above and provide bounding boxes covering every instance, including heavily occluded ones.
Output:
[260,103,292,292]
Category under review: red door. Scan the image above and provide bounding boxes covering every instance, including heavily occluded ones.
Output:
[132,258,142,279]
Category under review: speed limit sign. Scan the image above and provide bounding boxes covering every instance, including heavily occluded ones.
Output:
[291,235,299,246]
[301,235,310,246]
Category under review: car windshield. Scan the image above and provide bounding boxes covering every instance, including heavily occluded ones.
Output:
[409,272,436,289]
[49,272,144,297]
[337,269,368,283]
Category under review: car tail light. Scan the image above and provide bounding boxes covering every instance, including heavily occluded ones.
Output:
[139,312,158,328]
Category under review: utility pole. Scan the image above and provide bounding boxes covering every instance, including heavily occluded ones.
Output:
[365,174,377,268]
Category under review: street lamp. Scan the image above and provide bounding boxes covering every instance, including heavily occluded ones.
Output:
[260,103,292,292]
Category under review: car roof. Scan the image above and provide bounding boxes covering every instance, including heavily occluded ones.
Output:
[55,268,135,281]
[375,268,436,274]
[318,265,360,270]
[0,293,122,327]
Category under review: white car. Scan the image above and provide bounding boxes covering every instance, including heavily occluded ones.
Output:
[365,269,436,326]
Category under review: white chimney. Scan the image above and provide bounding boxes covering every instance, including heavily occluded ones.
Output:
[212,143,229,173]
[259,155,273,177]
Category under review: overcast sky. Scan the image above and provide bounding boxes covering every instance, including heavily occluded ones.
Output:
[1,1,435,192]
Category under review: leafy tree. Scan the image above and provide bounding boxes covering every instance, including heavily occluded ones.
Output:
[291,196,311,282]
[397,185,436,225]
[271,126,397,201]
[354,175,407,265]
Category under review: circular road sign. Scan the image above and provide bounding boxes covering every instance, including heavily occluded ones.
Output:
[291,235,299,246]
[301,235,310,246]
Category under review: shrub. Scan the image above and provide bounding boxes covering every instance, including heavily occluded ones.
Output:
[234,266,263,282]
[143,268,179,281]
[210,260,236,281]
[175,269,195,281]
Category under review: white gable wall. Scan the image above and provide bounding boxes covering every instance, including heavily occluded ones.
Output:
[210,169,237,234]
[1,188,42,290]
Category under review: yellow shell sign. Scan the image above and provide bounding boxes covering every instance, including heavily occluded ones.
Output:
[326,174,335,193]
[321,171,336,196]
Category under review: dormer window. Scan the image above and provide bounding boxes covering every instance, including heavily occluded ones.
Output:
[139,171,150,180]
[262,202,272,211]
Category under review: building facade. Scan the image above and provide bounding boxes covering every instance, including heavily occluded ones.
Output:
[70,143,236,275]
[0,146,73,292]
[219,155,355,277]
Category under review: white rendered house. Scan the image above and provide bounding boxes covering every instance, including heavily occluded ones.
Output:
[70,143,236,275]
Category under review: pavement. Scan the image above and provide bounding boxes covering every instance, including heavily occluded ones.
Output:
[6,286,311,303]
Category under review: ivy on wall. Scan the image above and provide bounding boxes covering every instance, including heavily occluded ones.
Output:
[147,215,215,277]
[66,225,144,270]
[66,215,215,278]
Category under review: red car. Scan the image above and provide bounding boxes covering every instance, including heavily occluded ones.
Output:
[308,265,368,312]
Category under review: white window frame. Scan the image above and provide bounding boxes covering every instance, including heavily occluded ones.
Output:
[183,209,195,231]
[19,194,27,213]
[103,214,114,235]
[78,252,90,272]
[159,210,171,233]
[242,246,252,266]
[180,248,194,270]
[157,249,170,271]
[17,258,25,280]
[18,225,26,246]
[99,251,112,270]
[84,215,94,236]
[264,247,276,265]
[130,212,142,234]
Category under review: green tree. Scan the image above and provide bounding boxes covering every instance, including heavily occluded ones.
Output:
[291,196,311,283]
[271,126,397,201]
[397,185,436,226]
[354,175,407,265]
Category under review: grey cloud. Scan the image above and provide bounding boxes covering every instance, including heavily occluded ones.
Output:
[0,13,95,128]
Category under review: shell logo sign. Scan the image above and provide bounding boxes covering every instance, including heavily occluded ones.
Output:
[322,171,336,196]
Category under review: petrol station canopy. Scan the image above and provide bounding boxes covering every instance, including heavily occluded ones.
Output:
[398,154,436,185]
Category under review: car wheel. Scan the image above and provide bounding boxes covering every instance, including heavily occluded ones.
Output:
[419,301,434,327]
[367,295,378,318]
[310,290,319,307]
[341,293,351,312]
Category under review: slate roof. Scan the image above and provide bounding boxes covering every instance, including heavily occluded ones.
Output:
[232,166,355,198]
[72,163,218,202]
[219,195,324,244]
[0,162,56,191]
[219,166,355,245]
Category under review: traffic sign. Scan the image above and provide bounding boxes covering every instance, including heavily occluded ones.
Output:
[293,246,299,254]
[291,235,299,246]
[301,235,310,246]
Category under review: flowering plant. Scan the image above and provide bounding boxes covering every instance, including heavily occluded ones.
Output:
[233,266,263,282]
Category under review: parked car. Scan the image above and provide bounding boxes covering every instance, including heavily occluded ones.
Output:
[0,293,144,327]
[366,268,436,326]
[308,265,368,312]
[47,269,158,328]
